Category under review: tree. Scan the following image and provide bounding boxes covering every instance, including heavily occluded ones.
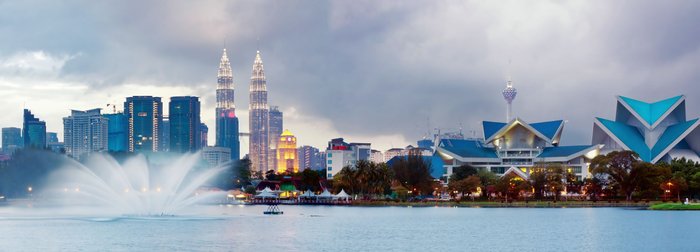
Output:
[333,165,358,194]
[449,175,481,200]
[0,149,65,197]
[477,169,498,199]
[529,163,568,200]
[363,162,393,197]
[235,157,252,187]
[390,154,434,195]
[495,173,530,201]
[583,177,604,201]
[545,164,565,201]
[449,164,478,182]
[529,167,547,199]
[590,151,651,201]
[669,158,700,199]
[265,169,279,181]
[638,162,671,199]
[299,168,322,192]
[244,185,257,195]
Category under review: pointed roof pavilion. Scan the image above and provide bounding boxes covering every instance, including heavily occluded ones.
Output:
[593,95,700,163]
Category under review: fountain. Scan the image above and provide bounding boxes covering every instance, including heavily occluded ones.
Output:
[40,153,228,216]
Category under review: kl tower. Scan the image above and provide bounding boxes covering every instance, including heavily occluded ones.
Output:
[502,78,517,121]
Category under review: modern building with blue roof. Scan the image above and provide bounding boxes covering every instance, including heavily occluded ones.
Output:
[436,117,602,180]
[592,95,700,163]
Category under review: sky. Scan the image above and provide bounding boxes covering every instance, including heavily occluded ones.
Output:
[1,0,700,155]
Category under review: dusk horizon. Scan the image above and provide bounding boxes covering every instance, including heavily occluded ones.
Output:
[3,1,700,154]
[2,1,700,251]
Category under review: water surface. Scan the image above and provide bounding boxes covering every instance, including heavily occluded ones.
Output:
[0,205,696,251]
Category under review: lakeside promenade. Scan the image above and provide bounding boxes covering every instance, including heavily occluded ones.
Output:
[350,200,656,208]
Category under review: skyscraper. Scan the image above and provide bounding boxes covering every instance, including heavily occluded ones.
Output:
[105,113,128,152]
[1,127,22,154]
[169,96,201,153]
[249,50,270,173]
[160,117,170,152]
[23,109,46,149]
[46,132,59,144]
[268,106,283,171]
[124,96,163,153]
[63,109,108,159]
[200,123,208,148]
[276,129,298,174]
[215,48,241,161]
[298,145,323,170]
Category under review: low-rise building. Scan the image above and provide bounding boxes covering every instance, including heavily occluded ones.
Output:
[436,118,601,181]
[201,146,231,168]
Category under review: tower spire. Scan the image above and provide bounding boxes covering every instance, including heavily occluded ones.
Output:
[216,48,234,109]
[502,77,517,122]
[249,50,270,173]
[216,47,241,160]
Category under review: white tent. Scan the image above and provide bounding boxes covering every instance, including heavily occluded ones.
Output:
[255,187,277,199]
[334,189,351,200]
[318,189,333,199]
[300,190,315,199]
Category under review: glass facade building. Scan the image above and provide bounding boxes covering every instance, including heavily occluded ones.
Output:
[215,48,241,161]
[249,50,270,173]
[124,96,163,153]
[169,96,201,153]
[105,113,128,152]
[63,108,108,159]
[268,106,283,171]
[23,109,46,149]
[1,127,22,154]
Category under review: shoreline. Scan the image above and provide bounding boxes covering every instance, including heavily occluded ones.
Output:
[348,200,657,208]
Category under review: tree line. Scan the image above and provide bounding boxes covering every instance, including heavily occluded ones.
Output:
[332,155,436,199]
[448,150,700,202]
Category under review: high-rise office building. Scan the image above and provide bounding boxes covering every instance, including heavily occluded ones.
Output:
[63,109,109,159]
[200,123,208,148]
[268,106,283,171]
[160,117,170,152]
[298,145,323,170]
[350,142,372,161]
[169,96,201,153]
[105,113,128,152]
[124,96,163,152]
[215,48,241,161]
[23,109,46,149]
[46,132,59,144]
[46,131,63,153]
[1,127,22,154]
[249,50,270,173]
[276,129,298,174]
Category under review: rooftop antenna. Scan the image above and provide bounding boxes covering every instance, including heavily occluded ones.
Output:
[256,36,260,52]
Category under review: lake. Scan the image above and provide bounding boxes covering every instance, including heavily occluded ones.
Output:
[0,204,697,251]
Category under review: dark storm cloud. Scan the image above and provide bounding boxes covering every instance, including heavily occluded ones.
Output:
[2,0,700,148]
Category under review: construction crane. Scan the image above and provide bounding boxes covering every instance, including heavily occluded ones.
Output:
[106,104,118,113]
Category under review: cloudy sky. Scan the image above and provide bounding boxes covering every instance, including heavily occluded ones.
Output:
[1,1,699,154]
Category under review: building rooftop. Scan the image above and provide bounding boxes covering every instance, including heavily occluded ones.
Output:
[439,139,498,158]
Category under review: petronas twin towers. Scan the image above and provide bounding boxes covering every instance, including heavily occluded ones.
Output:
[215,49,270,173]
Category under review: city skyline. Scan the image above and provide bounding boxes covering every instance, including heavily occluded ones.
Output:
[1,1,700,155]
